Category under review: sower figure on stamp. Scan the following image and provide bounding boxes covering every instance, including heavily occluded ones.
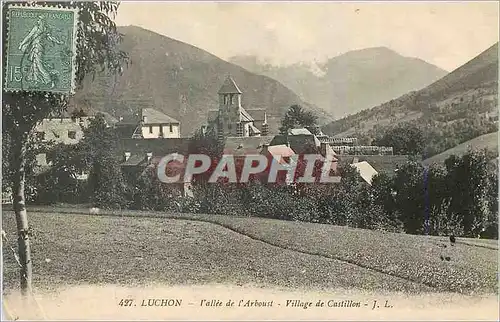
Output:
[18,15,63,88]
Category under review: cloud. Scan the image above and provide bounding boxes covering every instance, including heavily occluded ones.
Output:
[115,2,498,71]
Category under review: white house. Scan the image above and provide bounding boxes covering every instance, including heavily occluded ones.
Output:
[137,108,180,139]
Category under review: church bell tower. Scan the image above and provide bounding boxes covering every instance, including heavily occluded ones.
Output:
[218,75,242,137]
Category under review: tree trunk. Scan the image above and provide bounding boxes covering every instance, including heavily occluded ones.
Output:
[12,133,32,296]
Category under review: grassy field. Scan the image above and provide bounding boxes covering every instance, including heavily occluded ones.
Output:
[422,132,498,165]
[2,207,498,296]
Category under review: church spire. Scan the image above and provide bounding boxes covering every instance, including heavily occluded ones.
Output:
[218,75,242,94]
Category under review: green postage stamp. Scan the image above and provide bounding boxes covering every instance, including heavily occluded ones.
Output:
[4,5,79,94]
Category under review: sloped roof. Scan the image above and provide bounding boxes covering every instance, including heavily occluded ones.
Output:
[118,138,192,157]
[323,144,338,162]
[249,123,261,135]
[121,154,146,167]
[289,128,313,136]
[270,134,321,154]
[240,107,255,122]
[267,144,295,163]
[218,76,242,94]
[246,109,266,122]
[336,155,411,175]
[142,108,179,124]
[117,112,140,125]
[115,123,139,139]
[223,136,275,156]
[98,112,119,125]
[351,161,378,185]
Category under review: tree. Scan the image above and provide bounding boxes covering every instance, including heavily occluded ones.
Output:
[2,129,49,204]
[2,1,128,295]
[371,172,403,232]
[279,104,319,135]
[188,127,225,184]
[445,149,492,237]
[426,164,453,236]
[42,142,88,204]
[393,160,426,234]
[82,114,128,209]
[372,123,424,156]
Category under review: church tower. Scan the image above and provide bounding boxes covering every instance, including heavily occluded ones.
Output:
[218,75,243,137]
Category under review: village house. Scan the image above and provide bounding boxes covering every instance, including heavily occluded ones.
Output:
[118,137,193,197]
[34,106,117,169]
[116,108,180,139]
[207,76,269,139]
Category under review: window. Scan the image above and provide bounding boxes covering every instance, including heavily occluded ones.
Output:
[68,131,76,139]
[149,125,153,134]
[36,131,45,141]
[228,124,232,130]
[169,124,173,132]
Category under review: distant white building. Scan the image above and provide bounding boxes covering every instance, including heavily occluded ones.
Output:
[136,108,181,139]
[34,108,116,167]
[35,112,91,146]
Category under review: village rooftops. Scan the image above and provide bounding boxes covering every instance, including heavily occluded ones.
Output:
[223,136,275,156]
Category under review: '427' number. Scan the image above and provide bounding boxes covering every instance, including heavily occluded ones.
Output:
[119,299,134,307]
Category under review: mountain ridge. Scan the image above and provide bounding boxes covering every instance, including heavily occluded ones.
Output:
[321,42,499,158]
[229,47,447,119]
[73,25,334,137]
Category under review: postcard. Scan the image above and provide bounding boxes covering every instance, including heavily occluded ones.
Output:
[2,1,498,320]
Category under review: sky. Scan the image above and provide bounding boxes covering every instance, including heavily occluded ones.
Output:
[115,1,499,72]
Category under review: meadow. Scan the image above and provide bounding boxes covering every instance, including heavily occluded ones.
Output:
[2,206,497,296]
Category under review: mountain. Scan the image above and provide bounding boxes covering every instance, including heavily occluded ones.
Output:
[322,43,498,158]
[73,26,334,137]
[422,132,498,166]
[229,47,447,119]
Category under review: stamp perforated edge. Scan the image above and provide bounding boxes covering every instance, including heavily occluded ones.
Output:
[3,3,80,95]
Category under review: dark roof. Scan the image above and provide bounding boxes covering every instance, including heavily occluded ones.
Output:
[270,134,321,155]
[115,123,139,139]
[142,108,179,124]
[223,136,275,156]
[246,109,266,122]
[48,105,97,119]
[218,76,242,94]
[97,111,119,124]
[118,138,192,157]
[336,155,411,175]
[117,112,141,125]
[121,154,146,167]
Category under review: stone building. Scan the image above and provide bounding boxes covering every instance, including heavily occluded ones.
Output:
[207,76,269,139]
